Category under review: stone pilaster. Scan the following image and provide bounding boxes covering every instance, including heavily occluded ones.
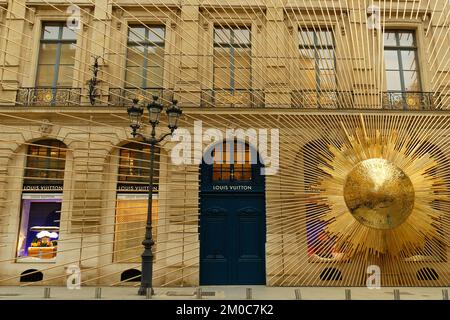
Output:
[264,2,290,107]
[174,1,201,106]
[83,0,112,105]
[0,0,26,105]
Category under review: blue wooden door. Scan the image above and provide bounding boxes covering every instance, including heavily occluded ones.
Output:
[200,194,266,285]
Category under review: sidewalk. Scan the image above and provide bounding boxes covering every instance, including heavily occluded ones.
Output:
[0,286,448,300]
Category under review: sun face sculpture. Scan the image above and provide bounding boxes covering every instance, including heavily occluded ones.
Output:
[318,117,447,258]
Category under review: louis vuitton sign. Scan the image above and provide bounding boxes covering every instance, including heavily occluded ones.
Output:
[23,185,63,192]
[117,184,158,193]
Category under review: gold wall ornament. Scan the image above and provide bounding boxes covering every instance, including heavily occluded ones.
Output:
[343,158,415,230]
[406,96,417,105]
[316,115,447,258]
[43,92,53,102]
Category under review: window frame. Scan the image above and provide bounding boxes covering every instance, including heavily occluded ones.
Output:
[125,25,165,89]
[24,140,67,186]
[35,22,77,89]
[298,28,336,93]
[213,26,252,92]
[117,142,160,185]
[211,141,253,182]
[384,30,422,92]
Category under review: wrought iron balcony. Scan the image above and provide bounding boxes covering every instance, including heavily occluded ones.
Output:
[291,90,355,109]
[16,87,439,110]
[382,91,439,110]
[201,89,265,108]
[16,87,82,106]
[109,87,172,106]
[290,90,440,110]
[109,88,265,108]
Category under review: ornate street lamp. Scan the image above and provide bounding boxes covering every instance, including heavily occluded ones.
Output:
[126,95,182,296]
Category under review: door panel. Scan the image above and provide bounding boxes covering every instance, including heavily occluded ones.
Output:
[235,205,265,284]
[200,194,265,285]
[200,206,229,285]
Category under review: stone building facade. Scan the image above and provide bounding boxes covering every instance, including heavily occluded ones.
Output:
[0,0,449,287]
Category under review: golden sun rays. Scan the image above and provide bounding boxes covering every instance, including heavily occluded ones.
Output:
[317,115,448,259]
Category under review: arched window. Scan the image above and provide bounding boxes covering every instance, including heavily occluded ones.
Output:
[417,267,439,281]
[20,269,43,282]
[117,142,160,184]
[319,267,342,281]
[114,142,159,263]
[24,139,66,185]
[120,269,141,282]
[212,141,252,181]
[17,140,66,261]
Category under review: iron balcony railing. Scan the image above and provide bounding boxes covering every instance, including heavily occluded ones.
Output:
[16,87,441,110]
[201,89,265,108]
[291,90,355,109]
[109,88,265,108]
[382,91,439,110]
[16,87,82,106]
[291,90,440,110]
[108,87,172,106]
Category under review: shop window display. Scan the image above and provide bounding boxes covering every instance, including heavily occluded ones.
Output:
[17,197,61,261]
[303,141,347,262]
[114,195,158,262]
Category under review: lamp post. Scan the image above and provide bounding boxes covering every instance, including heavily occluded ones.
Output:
[126,95,182,296]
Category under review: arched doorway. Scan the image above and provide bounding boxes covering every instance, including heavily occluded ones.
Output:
[199,140,266,285]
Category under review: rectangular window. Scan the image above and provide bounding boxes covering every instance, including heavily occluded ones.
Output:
[213,27,251,105]
[125,26,165,88]
[114,195,158,262]
[384,31,421,92]
[298,29,336,107]
[17,195,61,261]
[36,23,77,88]
[298,29,335,91]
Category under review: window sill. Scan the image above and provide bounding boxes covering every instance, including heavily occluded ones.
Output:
[16,257,57,263]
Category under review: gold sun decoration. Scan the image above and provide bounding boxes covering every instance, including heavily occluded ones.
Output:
[318,116,446,258]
